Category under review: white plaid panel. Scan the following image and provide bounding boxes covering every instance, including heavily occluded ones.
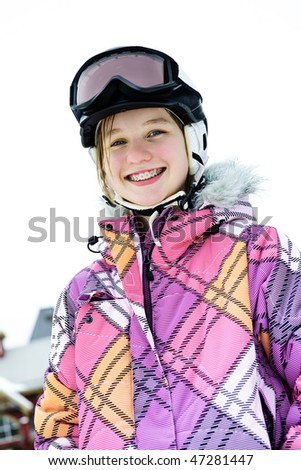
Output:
[213,344,270,447]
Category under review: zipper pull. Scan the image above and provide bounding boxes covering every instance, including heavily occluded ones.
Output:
[144,250,154,281]
[146,270,154,281]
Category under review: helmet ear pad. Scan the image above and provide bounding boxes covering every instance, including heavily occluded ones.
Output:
[89,146,97,163]
[184,120,208,175]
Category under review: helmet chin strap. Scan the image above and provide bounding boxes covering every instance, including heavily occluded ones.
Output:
[113,190,186,214]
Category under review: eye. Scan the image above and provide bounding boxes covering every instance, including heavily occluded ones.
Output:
[148,129,165,137]
[148,129,164,138]
[111,139,125,147]
[150,130,160,137]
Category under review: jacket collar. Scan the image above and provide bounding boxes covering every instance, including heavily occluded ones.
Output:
[96,159,260,262]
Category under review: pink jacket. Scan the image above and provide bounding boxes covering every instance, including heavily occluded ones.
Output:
[34,161,301,450]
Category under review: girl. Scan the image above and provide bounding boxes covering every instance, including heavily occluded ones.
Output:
[34,46,301,450]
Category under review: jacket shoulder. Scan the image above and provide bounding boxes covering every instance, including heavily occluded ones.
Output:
[64,258,108,308]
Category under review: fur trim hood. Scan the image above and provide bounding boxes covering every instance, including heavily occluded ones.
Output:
[194,159,263,209]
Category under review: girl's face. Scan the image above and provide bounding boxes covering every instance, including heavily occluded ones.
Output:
[102,108,189,207]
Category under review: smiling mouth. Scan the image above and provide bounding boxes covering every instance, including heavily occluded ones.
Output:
[127,168,165,182]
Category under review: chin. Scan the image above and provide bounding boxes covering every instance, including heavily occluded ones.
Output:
[137,198,166,207]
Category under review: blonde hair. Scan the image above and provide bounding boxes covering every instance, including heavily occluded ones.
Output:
[95,109,188,205]
[95,115,116,204]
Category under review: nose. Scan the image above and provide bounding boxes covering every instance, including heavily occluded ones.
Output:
[126,139,152,164]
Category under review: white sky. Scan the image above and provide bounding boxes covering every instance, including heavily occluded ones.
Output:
[0,0,301,350]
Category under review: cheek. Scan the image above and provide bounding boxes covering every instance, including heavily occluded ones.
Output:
[180,150,189,169]
[103,157,115,182]
[180,161,189,187]
[171,141,189,172]
[103,158,125,192]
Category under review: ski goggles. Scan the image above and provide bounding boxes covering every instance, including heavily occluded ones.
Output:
[70,46,205,148]
[70,46,189,116]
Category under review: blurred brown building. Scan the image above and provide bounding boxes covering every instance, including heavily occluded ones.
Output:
[0,307,53,449]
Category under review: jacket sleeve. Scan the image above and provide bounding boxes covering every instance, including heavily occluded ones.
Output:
[247,225,301,449]
[34,282,79,450]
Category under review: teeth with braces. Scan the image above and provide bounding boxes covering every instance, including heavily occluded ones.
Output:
[129,168,163,181]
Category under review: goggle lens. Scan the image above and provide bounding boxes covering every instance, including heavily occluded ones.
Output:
[76,52,165,105]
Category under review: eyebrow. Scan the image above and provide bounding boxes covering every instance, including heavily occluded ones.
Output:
[109,117,171,136]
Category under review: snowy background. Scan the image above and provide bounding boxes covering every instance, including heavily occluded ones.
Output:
[1,0,300,349]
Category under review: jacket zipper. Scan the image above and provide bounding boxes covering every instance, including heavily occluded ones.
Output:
[141,222,221,333]
[139,210,171,333]
[142,246,154,332]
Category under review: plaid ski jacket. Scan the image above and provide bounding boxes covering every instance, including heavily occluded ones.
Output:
[34,163,301,450]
